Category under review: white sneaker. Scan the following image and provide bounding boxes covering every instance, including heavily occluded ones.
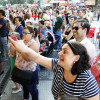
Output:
[12,88,22,94]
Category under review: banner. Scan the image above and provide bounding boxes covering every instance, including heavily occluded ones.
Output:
[59,3,71,6]
[59,2,86,6]
[86,0,95,5]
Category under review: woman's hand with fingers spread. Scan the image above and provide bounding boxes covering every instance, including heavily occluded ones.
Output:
[8,37,28,53]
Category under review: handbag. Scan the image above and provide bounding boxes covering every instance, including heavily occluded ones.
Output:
[12,67,33,85]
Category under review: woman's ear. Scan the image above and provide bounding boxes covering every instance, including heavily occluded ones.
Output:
[75,55,80,62]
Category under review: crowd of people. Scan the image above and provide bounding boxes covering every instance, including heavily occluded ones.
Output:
[0,5,100,100]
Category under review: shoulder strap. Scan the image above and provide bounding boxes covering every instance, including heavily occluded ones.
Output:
[25,39,35,47]
[58,72,64,98]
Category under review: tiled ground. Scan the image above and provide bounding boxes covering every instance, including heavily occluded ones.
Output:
[0,68,54,100]
[0,60,10,96]
[39,80,53,100]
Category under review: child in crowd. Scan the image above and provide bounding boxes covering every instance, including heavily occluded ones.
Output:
[40,40,49,56]
[25,19,32,27]
[9,32,22,93]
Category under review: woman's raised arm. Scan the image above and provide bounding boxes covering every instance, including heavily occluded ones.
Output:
[9,37,52,70]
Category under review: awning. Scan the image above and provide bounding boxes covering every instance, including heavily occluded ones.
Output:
[86,2,95,5]
[50,1,60,3]
[85,0,95,5]
[50,0,67,4]
[41,4,51,7]
[59,3,71,6]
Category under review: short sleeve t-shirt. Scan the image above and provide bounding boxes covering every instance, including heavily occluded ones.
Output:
[51,59,99,99]
[53,16,63,31]
[0,18,7,37]
[15,25,23,39]
[0,45,2,63]
[38,26,47,35]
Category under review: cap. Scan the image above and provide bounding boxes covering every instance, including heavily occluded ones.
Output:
[25,19,32,24]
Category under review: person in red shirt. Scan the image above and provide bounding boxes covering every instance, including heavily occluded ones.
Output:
[31,10,37,21]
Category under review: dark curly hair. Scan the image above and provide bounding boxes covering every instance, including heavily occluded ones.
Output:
[0,9,5,16]
[67,41,91,75]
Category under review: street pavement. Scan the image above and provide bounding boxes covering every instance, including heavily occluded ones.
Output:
[0,68,54,100]
[0,17,100,100]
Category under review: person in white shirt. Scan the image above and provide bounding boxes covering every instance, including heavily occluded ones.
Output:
[70,19,96,66]
[86,7,93,25]
[49,7,53,15]
[5,8,9,18]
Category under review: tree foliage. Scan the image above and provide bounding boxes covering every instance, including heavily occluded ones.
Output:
[0,0,34,5]
[27,0,34,4]
[9,0,26,5]
[0,0,100,6]
[0,0,5,6]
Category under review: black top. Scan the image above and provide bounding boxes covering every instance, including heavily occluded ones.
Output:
[62,30,74,43]
[83,18,89,23]
[0,18,7,37]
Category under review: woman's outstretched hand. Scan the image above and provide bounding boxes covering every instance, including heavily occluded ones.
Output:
[8,37,28,53]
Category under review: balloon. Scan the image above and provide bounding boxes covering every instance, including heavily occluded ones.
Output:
[44,29,55,43]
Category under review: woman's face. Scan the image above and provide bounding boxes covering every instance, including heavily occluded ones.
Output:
[69,17,74,25]
[39,13,42,18]
[15,18,21,26]
[32,10,35,14]
[22,28,32,40]
[58,44,78,71]
[39,22,44,28]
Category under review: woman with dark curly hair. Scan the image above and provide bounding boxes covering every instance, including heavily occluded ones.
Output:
[9,39,99,100]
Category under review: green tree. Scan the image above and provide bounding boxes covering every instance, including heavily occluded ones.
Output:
[9,0,26,5]
[84,0,100,5]
[27,0,34,4]
[0,0,6,6]
[95,0,100,5]
[5,0,35,5]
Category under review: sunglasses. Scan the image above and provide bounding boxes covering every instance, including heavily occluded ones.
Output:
[72,26,83,30]
[23,32,30,34]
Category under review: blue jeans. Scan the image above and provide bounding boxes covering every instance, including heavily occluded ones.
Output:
[54,30,62,49]
[0,45,2,63]
[97,15,100,21]
[0,54,1,63]
[0,36,9,58]
[22,67,39,100]
[37,64,40,84]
